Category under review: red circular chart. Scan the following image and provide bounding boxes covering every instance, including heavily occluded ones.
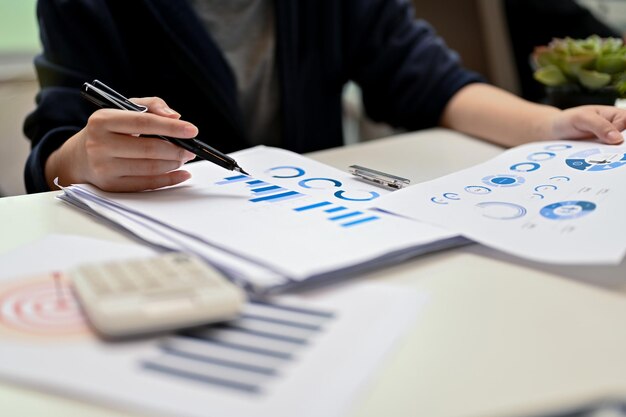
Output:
[0,274,89,336]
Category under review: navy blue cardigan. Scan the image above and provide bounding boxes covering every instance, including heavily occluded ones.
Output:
[24,0,482,193]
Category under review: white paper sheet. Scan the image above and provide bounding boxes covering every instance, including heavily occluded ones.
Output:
[0,243,427,417]
[58,146,461,292]
[375,141,626,264]
[0,234,156,279]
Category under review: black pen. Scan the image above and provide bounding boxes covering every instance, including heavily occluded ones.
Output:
[81,80,250,175]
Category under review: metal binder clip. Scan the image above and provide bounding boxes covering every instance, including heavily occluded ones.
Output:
[348,165,410,190]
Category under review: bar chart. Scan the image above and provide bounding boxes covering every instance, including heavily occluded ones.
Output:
[215,174,381,228]
[143,300,335,394]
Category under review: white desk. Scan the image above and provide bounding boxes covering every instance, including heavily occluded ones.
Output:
[2,128,626,417]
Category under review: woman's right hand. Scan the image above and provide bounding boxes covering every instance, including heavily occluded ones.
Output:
[45,97,198,192]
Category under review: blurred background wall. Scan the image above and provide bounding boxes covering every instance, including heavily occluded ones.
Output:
[0,0,38,196]
[578,0,626,30]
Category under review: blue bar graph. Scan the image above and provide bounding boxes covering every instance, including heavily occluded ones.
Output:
[215,175,304,204]
[249,191,302,203]
[341,216,380,227]
[215,174,380,228]
[324,206,346,213]
[328,211,363,221]
[293,201,332,211]
[142,300,335,394]
[251,185,283,195]
[215,175,250,185]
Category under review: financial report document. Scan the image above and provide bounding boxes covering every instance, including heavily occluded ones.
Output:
[57,146,462,292]
[0,236,424,417]
[375,140,626,264]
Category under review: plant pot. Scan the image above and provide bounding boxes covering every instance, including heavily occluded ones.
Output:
[545,85,619,109]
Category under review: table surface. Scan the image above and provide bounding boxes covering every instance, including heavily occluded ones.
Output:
[2,128,626,417]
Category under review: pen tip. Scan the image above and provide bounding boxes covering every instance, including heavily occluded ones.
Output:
[237,166,250,176]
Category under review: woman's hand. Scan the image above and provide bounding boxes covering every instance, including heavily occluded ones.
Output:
[45,97,198,192]
[550,105,626,145]
[442,83,626,147]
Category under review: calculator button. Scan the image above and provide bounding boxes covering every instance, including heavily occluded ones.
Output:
[99,297,142,312]
[133,274,160,290]
[142,299,194,315]
[84,276,112,294]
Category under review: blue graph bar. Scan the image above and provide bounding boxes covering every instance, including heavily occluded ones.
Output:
[246,180,267,186]
[251,185,282,194]
[260,192,305,203]
[328,211,363,221]
[142,360,261,393]
[324,206,346,213]
[341,216,380,227]
[293,201,332,212]
[215,175,250,185]
[250,191,302,203]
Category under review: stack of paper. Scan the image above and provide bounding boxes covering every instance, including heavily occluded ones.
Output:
[58,146,463,293]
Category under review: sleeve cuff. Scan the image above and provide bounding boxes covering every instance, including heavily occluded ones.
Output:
[24,126,81,193]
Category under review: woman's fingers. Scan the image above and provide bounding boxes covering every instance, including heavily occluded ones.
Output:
[96,170,192,192]
[574,111,623,144]
[130,96,181,119]
[91,157,183,179]
[95,133,196,161]
[87,109,197,138]
[557,106,626,144]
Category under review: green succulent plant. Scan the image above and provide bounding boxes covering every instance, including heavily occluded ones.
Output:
[532,36,626,96]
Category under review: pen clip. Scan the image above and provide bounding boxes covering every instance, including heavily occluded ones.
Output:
[348,165,410,190]
[82,80,148,113]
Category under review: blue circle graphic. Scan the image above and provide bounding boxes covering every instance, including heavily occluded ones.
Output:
[534,184,557,192]
[544,144,573,151]
[475,202,527,220]
[267,166,306,178]
[510,162,540,172]
[540,200,596,220]
[565,148,626,172]
[493,177,515,185]
[443,192,460,200]
[527,152,556,161]
[549,176,570,182]
[298,177,342,189]
[482,174,525,187]
[431,197,448,205]
[335,190,380,201]
[464,185,492,194]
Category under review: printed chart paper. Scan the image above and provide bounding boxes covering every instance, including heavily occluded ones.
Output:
[375,141,626,264]
[57,146,462,292]
[0,237,426,417]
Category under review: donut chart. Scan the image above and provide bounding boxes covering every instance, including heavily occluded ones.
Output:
[482,174,525,187]
[544,144,573,151]
[527,152,556,161]
[0,275,89,336]
[464,185,491,194]
[475,202,527,220]
[510,162,540,172]
[565,148,626,172]
[540,201,596,220]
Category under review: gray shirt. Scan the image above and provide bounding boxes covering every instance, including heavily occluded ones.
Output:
[188,0,281,146]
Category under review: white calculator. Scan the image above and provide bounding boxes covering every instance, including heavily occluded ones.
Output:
[69,252,246,338]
